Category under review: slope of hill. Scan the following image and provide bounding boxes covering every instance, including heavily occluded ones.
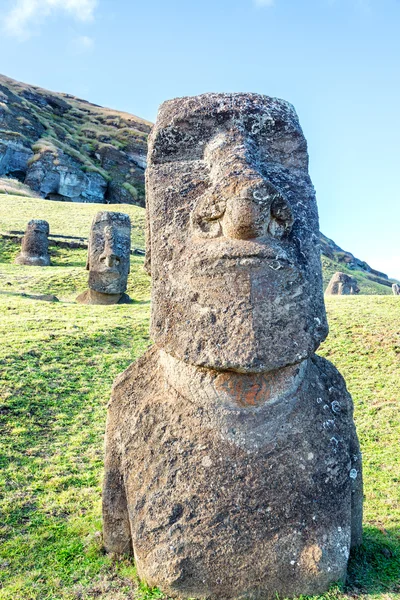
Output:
[0,74,151,206]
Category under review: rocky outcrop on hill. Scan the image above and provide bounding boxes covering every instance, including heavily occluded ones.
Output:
[0,74,151,206]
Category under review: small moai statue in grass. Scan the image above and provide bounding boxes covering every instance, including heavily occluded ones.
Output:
[76,211,131,305]
[103,94,363,600]
[15,219,51,266]
[392,283,400,295]
[325,271,360,295]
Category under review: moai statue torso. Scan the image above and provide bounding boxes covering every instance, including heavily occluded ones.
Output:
[76,211,131,305]
[15,219,51,266]
[392,283,400,296]
[103,94,363,600]
[325,272,360,295]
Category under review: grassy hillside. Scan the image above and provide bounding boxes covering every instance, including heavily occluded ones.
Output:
[0,74,151,205]
[321,256,393,296]
[0,197,399,599]
[0,194,145,250]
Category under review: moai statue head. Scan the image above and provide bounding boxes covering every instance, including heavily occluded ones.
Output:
[392,283,400,296]
[146,93,328,372]
[325,272,360,295]
[15,219,50,266]
[86,211,131,295]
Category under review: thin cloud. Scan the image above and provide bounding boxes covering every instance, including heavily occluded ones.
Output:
[3,0,97,40]
[71,35,95,54]
[254,0,274,7]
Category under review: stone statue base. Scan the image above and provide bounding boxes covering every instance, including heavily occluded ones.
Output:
[76,289,132,305]
[15,253,51,266]
[103,347,362,600]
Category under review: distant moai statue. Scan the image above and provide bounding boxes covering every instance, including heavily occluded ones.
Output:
[103,94,363,600]
[15,219,51,266]
[76,211,131,305]
[392,283,400,295]
[325,272,360,295]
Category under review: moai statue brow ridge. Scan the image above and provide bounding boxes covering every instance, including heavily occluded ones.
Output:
[103,93,363,600]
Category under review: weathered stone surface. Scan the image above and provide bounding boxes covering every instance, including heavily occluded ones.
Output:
[75,289,131,305]
[25,150,108,203]
[103,93,363,600]
[77,211,131,305]
[15,219,50,266]
[0,140,33,181]
[392,283,400,296]
[325,272,360,295]
[104,349,363,600]
[21,293,59,302]
[146,93,328,372]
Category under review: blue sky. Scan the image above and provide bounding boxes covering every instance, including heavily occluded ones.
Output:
[1,0,399,278]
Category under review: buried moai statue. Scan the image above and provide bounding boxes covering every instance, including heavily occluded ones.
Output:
[103,94,363,600]
[325,272,360,295]
[15,219,51,266]
[392,283,400,296]
[76,211,131,305]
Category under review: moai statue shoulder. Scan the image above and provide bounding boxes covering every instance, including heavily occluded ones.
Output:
[15,219,51,266]
[76,211,132,305]
[103,94,363,600]
[392,283,400,296]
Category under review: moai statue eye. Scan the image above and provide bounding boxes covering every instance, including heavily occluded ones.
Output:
[268,196,294,238]
[191,195,226,239]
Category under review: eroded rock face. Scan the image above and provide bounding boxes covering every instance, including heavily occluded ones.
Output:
[325,272,360,295]
[15,219,50,266]
[392,283,400,296]
[25,151,108,203]
[103,94,363,600]
[76,211,131,305]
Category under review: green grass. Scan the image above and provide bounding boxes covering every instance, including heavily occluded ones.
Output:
[0,195,146,250]
[0,197,399,599]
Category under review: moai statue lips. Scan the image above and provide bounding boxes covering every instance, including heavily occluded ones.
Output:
[103,94,363,600]
[77,211,131,305]
[325,272,360,295]
[146,93,329,372]
[15,219,50,266]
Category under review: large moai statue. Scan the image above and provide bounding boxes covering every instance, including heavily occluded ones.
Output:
[15,219,51,266]
[76,211,131,305]
[392,283,400,295]
[103,94,363,600]
[325,272,360,295]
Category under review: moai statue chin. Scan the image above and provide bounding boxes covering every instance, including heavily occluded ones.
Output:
[76,211,131,305]
[325,272,360,295]
[15,219,51,266]
[103,94,363,600]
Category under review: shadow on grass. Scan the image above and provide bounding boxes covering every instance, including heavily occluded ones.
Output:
[345,525,400,595]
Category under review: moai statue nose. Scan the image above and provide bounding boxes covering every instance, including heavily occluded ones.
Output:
[222,182,294,241]
[222,186,266,240]
[100,226,121,267]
